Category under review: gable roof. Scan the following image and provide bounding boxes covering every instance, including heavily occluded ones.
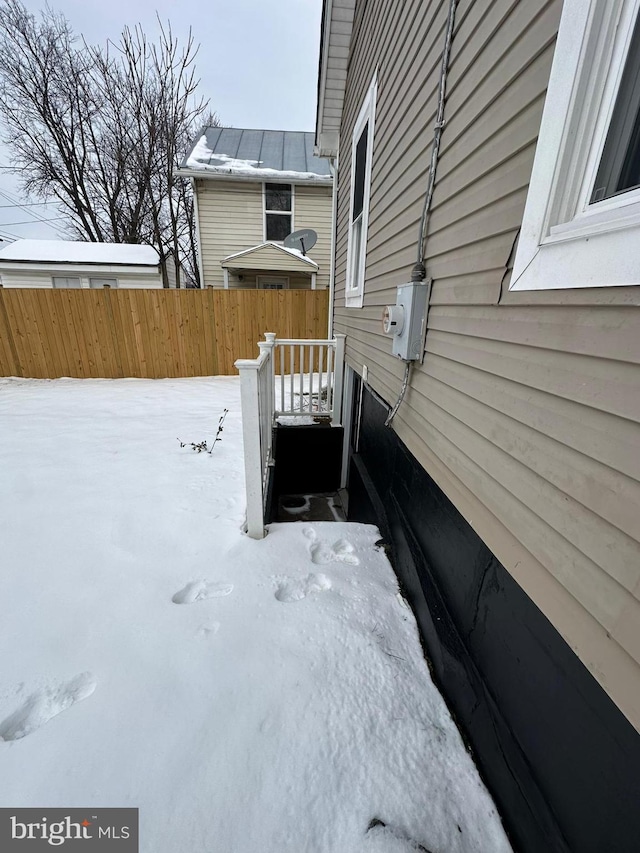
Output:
[315,0,357,158]
[0,239,159,267]
[180,127,333,184]
[221,242,318,271]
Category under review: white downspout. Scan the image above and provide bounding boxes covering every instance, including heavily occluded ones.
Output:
[328,156,338,339]
[191,178,206,288]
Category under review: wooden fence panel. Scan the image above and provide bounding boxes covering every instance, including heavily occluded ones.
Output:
[0,288,329,378]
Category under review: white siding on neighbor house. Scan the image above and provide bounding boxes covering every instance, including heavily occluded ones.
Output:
[333,0,640,731]
[195,179,332,288]
[0,266,162,289]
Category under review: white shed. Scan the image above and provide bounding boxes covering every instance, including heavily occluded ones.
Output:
[0,240,162,289]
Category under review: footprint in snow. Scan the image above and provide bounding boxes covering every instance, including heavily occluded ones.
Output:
[366,818,433,852]
[302,528,360,566]
[0,672,96,742]
[173,580,233,604]
[274,573,332,603]
[197,621,220,638]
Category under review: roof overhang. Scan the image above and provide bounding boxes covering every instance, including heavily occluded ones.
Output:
[315,0,356,159]
[0,260,159,274]
[178,167,332,186]
[221,242,318,272]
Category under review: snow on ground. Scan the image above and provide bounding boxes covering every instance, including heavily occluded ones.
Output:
[0,377,512,853]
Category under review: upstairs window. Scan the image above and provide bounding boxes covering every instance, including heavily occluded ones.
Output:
[264,183,292,242]
[346,74,376,307]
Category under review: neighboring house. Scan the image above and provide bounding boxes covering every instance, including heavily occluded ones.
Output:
[164,250,194,290]
[179,127,333,290]
[0,240,162,288]
[316,1,640,852]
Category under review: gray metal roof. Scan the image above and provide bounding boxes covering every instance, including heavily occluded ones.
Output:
[182,127,332,178]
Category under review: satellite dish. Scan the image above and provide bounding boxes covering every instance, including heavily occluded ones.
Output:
[283,228,318,256]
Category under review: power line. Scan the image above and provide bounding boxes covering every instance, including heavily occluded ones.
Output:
[0,188,68,237]
[0,217,65,225]
[0,201,57,208]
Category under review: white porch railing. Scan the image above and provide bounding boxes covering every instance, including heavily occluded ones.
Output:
[235,333,345,539]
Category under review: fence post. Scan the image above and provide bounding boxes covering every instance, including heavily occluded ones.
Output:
[235,356,266,539]
[332,333,346,426]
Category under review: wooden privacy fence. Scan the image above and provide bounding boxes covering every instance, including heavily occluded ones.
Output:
[0,288,329,378]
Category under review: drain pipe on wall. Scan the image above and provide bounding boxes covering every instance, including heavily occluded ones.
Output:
[328,156,338,339]
[385,0,458,428]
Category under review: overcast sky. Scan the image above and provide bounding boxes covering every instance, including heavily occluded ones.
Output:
[0,0,323,241]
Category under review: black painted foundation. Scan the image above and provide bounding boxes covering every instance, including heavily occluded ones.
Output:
[349,378,640,853]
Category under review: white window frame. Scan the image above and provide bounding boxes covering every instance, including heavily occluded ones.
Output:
[510,0,640,291]
[256,275,289,290]
[345,73,377,308]
[89,277,118,289]
[263,183,294,243]
[52,276,81,288]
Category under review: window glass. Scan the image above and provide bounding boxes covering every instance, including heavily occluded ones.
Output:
[591,11,640,202]
[89,278,118,288]
[258,277,288,290]
[266,213,291,242]
[265,183,292,211]
[52,277,81,288]
[352,123,368,221]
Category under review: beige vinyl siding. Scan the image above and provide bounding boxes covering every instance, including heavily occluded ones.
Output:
[223,243,317,275]
[196,179,333,288]
[334,0,640,729]
[0,268,161,288]
[294,185,333,288]
[196,180,264,288]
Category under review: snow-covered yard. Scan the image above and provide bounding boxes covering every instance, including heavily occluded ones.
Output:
[0,377,512,853]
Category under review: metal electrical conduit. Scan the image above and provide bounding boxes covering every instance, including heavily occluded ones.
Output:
[385,0,458,428]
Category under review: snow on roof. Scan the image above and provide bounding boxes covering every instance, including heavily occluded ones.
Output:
[0,239,160,266]
[182,128,333,182]
[222,241,318,268]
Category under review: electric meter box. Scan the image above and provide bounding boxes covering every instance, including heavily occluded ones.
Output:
[383,281,430,361]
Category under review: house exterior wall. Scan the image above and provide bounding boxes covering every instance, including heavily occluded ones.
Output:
[334,0,640,730]
[329,0,640,849]
[225,273,314,290]
[195,179,332,289]
[0,266,161,288]
[293,184,333,287]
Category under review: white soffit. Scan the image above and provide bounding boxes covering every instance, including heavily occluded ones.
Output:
[315,0,356,158]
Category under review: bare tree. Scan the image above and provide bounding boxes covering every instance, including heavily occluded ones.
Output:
[0,0,215,286]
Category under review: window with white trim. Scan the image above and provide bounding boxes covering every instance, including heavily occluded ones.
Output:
[510,0,640,291]
[257,275,289,290]
[346,74,377,307]
[89,277,118,288]
[52,277,81,288]
[264,183,293,242]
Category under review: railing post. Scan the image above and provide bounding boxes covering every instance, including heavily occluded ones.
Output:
[235,357,266,539]
[259,332,276,431]
[332,333,346,426]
